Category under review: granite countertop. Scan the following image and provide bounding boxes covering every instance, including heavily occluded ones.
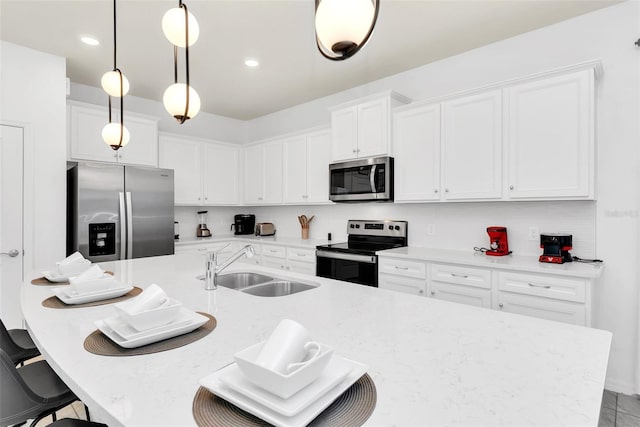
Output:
[22,254,611,426]
[175,234,330,250]
[377,246,604,279]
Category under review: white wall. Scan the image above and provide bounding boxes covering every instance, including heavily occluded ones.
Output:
[0,41,67,272]
[69,82,247,144]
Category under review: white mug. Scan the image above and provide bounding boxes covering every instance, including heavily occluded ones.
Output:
[256,319,321,374]
[131,284,170,313]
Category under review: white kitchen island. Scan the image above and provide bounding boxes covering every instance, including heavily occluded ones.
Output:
[22,253,611,426]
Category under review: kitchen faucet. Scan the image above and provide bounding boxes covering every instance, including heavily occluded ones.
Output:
[205,244,255,290]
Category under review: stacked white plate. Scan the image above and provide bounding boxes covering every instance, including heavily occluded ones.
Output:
[51,280,133,305]
[200,352,368,427]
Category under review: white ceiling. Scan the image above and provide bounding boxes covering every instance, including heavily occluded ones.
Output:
[1,0,620,120]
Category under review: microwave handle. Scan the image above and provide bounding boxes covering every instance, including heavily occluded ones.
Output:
[369,164,377,193]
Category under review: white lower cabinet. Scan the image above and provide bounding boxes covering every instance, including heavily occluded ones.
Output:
[261,245,316,275]
[428,263,492,309]
[378,255,594,326]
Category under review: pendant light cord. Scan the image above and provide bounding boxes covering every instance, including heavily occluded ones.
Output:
[107,0,124,149]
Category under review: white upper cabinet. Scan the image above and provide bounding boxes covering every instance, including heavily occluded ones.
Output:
[68,101,159,167]
[393,104,441,202]
[330,92,410,162]
[243,140,283,205]
[159,133,240,206]
[505,69,594,199]
[203,143,239,205]
[441,89,502,200]
[283,129,331,204]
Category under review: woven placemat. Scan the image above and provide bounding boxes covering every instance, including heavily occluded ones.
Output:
[41,286,142,309]
[192,373,376,427]
[31,271,114,286]
[83,313,216,356]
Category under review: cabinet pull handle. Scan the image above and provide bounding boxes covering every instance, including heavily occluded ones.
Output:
[499,303,504,308]
[430,290,435,295]
[419,289,424,295]
[451,273,468,278]
[394,266,409,270]
[509,185,514,190]
[296,253,306,257]
[352,149,357,153]
[528,282,551,289]
[434,189,438,193]
[445,188,449,193]
[269,249,278,253]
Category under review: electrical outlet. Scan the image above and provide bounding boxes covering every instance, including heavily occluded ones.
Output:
[427,224,436,236]
[528,226,539,241]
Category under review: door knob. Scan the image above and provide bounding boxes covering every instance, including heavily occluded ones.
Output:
[1,249,19,257]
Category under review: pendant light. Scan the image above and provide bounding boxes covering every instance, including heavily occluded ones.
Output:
[101,0,129,149]
[162,0,201,124]
[315,0,379,61]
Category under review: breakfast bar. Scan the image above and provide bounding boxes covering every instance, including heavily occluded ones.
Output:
[22,252,612,426]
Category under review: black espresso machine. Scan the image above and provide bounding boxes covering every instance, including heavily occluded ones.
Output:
[232,214,256,235]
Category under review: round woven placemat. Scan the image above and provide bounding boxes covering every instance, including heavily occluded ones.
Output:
[83,312,216,356]
[192,373,376,427]
[41,286,142,309]
[31,271,114,286]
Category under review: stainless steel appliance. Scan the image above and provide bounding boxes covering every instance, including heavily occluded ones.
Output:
[197,210,212,237]
[66,162,175,262]
[255,222,276,236]
[316,220,408,287]
[329,156,394,202]
[232,214,256,235]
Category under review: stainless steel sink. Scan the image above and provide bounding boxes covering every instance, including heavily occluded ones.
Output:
[241,281,318,297]
[215,272,273,290]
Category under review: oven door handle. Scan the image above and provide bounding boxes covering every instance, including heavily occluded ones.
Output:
[316,250,376,264]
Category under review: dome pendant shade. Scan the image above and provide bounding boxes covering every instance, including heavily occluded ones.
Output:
[315,0,378,60]
[102,122,130,149]
[162,7,200,47]
[163,83,201,122]
[101,70,129,97]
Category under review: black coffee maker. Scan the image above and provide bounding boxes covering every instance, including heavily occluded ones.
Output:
[232,214,256,235]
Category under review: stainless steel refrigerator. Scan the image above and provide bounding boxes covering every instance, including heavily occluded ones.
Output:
[67,162,175,262]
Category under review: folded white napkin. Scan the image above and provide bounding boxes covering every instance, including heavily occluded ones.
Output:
[121,283,170,315]
[56,252,91,276]
[69,266,115,294]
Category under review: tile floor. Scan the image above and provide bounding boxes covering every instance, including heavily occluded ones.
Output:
[599,390,640,427]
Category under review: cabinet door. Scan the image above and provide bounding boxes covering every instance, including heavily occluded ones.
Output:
[429,281,492,308]
[506,70,593,199]
[283,136,308,204]
[243,145,264,204]
[69,104,120,163]
[379,273,426,296]
[115,114,159,167]
[442,90,502,200]
[393,104,441,201]
[331,106,358,161]
[357,97,388,158]
[158,135,202,205]
[306,130,331,203]
[262,141,283,204]
[497,292,586,325]
[203,143,239,205]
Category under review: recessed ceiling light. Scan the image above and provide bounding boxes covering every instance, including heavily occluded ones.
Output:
[81,36,100,46]
[244,59,259,67]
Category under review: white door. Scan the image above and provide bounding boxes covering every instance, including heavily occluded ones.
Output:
[306,130,331,203]
[331,106,358,161]
[283,136,308,204]
[203,144,239,205]
[0,125,24,328]
[158,135,202,205]
[262,141,283,204]
[243,145,264,204]
[357,98,388,158]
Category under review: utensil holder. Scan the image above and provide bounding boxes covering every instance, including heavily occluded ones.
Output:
[301,228,309,240]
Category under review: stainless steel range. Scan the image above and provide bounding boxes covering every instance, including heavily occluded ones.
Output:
[316,220,408,287]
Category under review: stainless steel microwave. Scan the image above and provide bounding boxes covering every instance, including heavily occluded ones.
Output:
[329,156,394,202]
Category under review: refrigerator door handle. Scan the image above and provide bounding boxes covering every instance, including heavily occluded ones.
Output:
[125,192,133,259]
[118,192,126,260]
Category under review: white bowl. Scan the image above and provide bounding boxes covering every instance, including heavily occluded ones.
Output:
[57,259,91,276]
[114,297,182,331]
[69,276,116,295]
[234,341,334,399]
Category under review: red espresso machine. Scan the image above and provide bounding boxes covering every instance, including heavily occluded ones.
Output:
[485,226,510,256]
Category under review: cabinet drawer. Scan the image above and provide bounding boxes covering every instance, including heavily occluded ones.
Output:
[378,258,426,279]
[261,245,286,259]
[287,248,316,264]
[497,292,586,326]
[498,272,586,303]
[429,281,491,309]
[379,273,426,296]
[429,263,491,289]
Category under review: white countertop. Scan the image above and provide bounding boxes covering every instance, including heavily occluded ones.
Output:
[22,254,611,426]
[175,234,330,250]
[378,246,604,279]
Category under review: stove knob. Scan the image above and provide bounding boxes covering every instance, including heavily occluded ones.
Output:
[394,226,400,231]
[388,225,393,230]
[355,224,360,229]
[350,224,354,228]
